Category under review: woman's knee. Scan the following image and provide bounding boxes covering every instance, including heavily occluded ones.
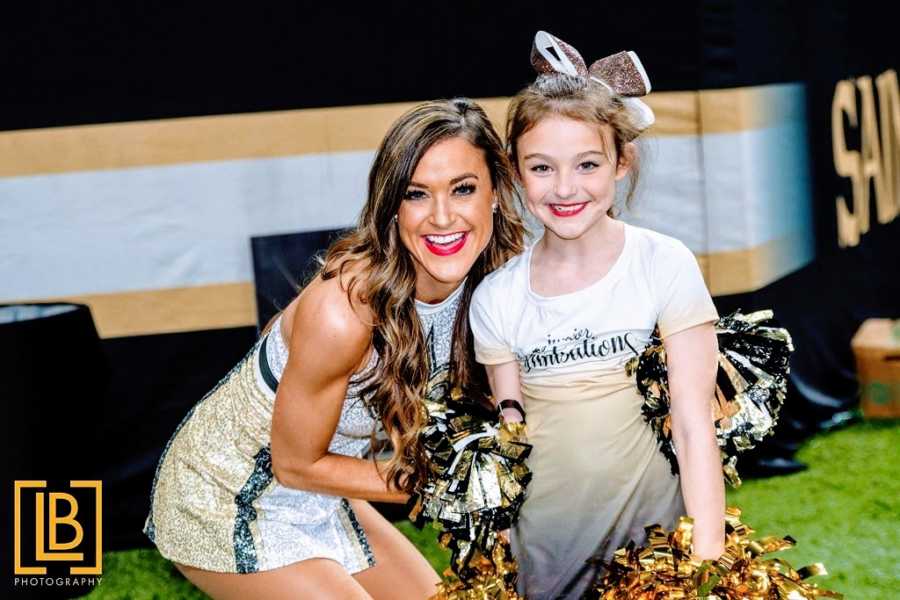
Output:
[348,502,440,598]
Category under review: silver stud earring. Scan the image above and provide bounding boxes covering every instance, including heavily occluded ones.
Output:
[393,214,398,222]
[491,203,498,213]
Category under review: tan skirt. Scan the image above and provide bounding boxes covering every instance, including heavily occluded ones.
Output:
[513,370,684,599]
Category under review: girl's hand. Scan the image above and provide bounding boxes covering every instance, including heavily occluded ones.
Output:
[692,537,725,561]
[500,406,525,423]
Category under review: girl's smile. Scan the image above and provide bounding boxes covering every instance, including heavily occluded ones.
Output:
[548,202,590,217]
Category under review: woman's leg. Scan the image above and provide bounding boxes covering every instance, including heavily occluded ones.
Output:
[349,499,441,600]
[175,559,372,600]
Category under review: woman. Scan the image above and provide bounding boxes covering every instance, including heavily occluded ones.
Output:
[469,33,724,598]
[145,98,525,599]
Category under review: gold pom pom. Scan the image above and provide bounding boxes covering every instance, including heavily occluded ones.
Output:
[589,507,843,599]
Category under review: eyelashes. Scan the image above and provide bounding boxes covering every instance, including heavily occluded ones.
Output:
[402,182,477,200]
[527,161,602,174]
[403,189,427,200]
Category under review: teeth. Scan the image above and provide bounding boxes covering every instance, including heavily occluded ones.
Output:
[552,203,585,213]
[425,232,465,244]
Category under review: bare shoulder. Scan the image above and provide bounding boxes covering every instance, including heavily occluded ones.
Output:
[285,264,375,376]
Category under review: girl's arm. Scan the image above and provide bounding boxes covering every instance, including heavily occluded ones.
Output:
[485,360,525,543]
[664,321,725,559]
[270,275,408,504]
[486,361,525,423]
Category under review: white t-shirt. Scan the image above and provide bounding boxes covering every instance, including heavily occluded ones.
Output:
[470,222,718,599]
[470,222,718,377]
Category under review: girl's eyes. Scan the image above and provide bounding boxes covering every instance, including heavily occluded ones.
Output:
[528,161,600,174]
[402,183,476,200]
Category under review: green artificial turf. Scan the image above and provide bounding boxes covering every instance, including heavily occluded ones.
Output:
[726,420,899,599]
[83,421,898,599]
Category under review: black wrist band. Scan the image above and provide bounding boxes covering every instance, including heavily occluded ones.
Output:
[498,399,526,423]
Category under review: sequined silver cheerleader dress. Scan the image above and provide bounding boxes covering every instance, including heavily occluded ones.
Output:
[144,283,463,574]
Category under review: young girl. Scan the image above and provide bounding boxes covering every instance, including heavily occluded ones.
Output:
[469,32,726,599]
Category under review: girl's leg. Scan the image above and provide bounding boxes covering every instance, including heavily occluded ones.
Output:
[349,499,441,600]
[175,559,372,600]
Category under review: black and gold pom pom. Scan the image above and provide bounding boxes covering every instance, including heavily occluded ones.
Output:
[409,387,531,599]
[627,310,794,486]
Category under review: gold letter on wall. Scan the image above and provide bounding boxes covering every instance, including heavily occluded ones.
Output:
[876,69,900,222]
[832,70,900,248]
[833,79,862,247]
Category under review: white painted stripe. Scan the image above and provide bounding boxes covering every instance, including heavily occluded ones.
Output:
[620,135,707,252]
[1,151,374,299]
[1,127,814,302]
[702,123,814,253]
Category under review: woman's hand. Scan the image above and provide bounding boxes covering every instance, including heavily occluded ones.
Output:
[664,321,726,561]
[270,274,408,504]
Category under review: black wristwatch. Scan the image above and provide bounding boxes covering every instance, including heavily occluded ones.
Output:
[498,398,526,424]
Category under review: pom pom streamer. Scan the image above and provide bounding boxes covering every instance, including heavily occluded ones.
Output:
[589,506,843,599]
[409,387,531,599]
[429,539,524,600]
[627,310,794,486]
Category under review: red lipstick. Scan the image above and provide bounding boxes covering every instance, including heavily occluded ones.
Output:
[423,232,468,256]
[549,202,589,217]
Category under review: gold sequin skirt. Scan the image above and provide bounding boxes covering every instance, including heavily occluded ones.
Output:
[144,339,375,574]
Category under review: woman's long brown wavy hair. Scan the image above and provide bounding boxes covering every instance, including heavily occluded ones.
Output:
[318,98,525,494]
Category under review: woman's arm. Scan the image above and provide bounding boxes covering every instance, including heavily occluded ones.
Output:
[486,361,525,423]
[270,275,408,504]
[664,321,725,559]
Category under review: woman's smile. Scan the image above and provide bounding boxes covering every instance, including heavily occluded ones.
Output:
[422,231,469,255]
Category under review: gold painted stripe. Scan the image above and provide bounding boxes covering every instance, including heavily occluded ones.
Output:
[704,234,812,297]
[13,282,258,339]
[10,236,807,338]
[698,84,805,134]
[0,98,510,178]
[0,85,800,177]
[645,90,700,136]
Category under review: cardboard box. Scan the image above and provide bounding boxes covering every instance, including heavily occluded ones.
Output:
[851,319,900,418]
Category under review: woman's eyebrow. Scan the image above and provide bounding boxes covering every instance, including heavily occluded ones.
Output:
[450,173,478,185]
[408,172,478,188]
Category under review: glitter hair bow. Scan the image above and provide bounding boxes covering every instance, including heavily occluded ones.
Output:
[530,30,656,131]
